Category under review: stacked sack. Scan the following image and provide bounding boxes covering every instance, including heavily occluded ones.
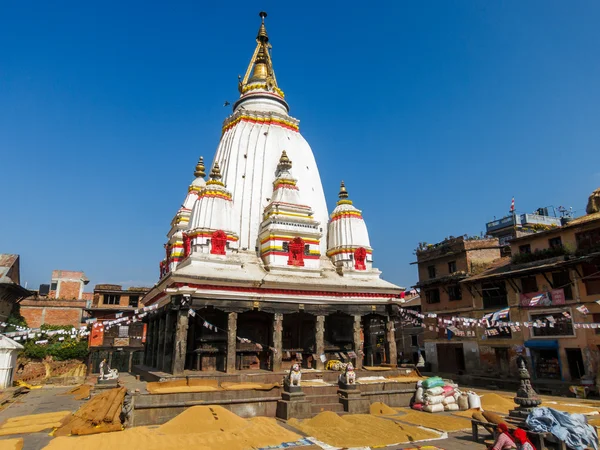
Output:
[411,376,472,413]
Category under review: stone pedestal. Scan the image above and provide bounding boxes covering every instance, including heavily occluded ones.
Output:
[276,385,312,420]
[508,366,542,422]
[96,377,119,389]
[338,386,369,414]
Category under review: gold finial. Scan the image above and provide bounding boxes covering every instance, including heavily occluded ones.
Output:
[210,161,222,181]
[339,181,349,199]
[194,156,206,178]
[278,150,292,172]
[257,12,269,43]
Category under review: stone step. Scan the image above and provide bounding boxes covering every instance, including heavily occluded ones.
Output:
[301,385,339,396]
[305,394,341,405]
[311,402,345,414]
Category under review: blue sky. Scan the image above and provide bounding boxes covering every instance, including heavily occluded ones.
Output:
[1,1,599,291]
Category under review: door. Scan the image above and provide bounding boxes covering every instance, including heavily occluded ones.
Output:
[565,348,585,380]
[437,344,465,373]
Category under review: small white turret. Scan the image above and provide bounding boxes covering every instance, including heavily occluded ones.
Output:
[187,162,239,257]
[326,181,374,274]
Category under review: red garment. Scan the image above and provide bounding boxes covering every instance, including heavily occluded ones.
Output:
[513,428,534,448]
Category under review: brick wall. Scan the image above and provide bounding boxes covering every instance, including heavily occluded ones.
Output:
[20,299,86,328]
[57,280,81,300]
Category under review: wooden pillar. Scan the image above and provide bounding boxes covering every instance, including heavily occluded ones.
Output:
[386,318,398,367]
[315,315,325,370]
[353,315,363,370]
[171,309,189,375]
[226,312,238,373]
[272,313,283,372]
[144,320,152,366]
[157,313,166,371]
[151,317,159,368]
[162,312,173,372]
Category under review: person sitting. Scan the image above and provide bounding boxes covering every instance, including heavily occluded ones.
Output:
[513,428,535,450]
[488,423,517,450]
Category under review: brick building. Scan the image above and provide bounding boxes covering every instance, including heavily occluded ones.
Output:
[20,270,92,328]
[0,254,31,324]
[87,284,150,373]
[414,236,502,373]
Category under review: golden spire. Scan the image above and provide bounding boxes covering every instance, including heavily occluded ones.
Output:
[339,181,348,199]
[239,12,279,93]
[278,150,292,172]
[194,156,206,178]
[337,181,353,205]
[209,161,222,181]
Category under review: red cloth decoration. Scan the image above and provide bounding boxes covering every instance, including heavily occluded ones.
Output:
[210,230,227,255]
[288,237,305,266]
[354,247,367,270]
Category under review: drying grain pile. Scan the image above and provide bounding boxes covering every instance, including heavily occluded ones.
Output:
[548,403,599,415]
[65,384,92,400]
[0,437,23,450]
[0,411,71,436]
[479,393,515,414]
[44,406,302,450]
[288,411,440,447]
[370,401,398,416]
[220,382,279,391]
[54,387,126,436]
[146,379,279,394]
[395,410,472,432]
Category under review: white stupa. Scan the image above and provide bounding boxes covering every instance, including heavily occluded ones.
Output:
[143,12,403,376]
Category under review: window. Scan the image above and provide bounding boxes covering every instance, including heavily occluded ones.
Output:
[576,228,600,253]
[530,312,574,337]
[485,313,512,339]
[448,285,462,301]
[128,295,139,308]
[50,282,58,291]
[103,294,120,305]
[118,326,129,338]
[425,289,440,304]
[582,263,600,295]
[519,244,531,254]
[282,242,289,253]
[304,245,310,255]
[521,276,538,294]
[482,282,508,309]
[594,314,600,335]
[448,261,457,274]
[411,335,419,347]
[548,237,562,249]
[428,265,436,279]
[551,271,573,300]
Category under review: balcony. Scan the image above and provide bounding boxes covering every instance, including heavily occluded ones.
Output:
[486,214,561,234]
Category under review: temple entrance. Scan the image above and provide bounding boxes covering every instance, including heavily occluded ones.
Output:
[237,311,273,370]
[282,313,316,368]
[185,308,227,372]
[324,313,353,362]
[363,314,387,367]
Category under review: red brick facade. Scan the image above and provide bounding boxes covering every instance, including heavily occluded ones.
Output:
[20,299,86,328]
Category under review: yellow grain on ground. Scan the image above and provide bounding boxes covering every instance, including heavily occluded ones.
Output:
[479,393,515,414]
[363,366,393,371]
[44,407,302,450]
[0,411,71,436]
[552,403,599,415]
[288,411,440,447]
[0,438,23,450]
[370,402,398,416]
[395,410,472,432]
[588,418,600,427]
[453,408,480,418]
[385,376,425,383]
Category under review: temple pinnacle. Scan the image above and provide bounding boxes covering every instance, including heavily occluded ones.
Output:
[194,156,206,178]
[210,161,222,181]
[257,12,269,43]
[339,181,349,199]
[278,150,292,172]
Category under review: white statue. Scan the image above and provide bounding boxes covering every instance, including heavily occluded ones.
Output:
[284,363,302,387]
[339,362,356,385]
[99,358,119,380]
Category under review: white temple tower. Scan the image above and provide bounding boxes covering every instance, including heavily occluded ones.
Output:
[143,12,403,376]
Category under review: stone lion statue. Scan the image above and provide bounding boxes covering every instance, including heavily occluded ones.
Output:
[284,363,302,388]
[587,187,600,214]
[339,362,356,385]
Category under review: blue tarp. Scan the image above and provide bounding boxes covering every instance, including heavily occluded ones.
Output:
[526,407,598,450]
[524,340,559,349]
